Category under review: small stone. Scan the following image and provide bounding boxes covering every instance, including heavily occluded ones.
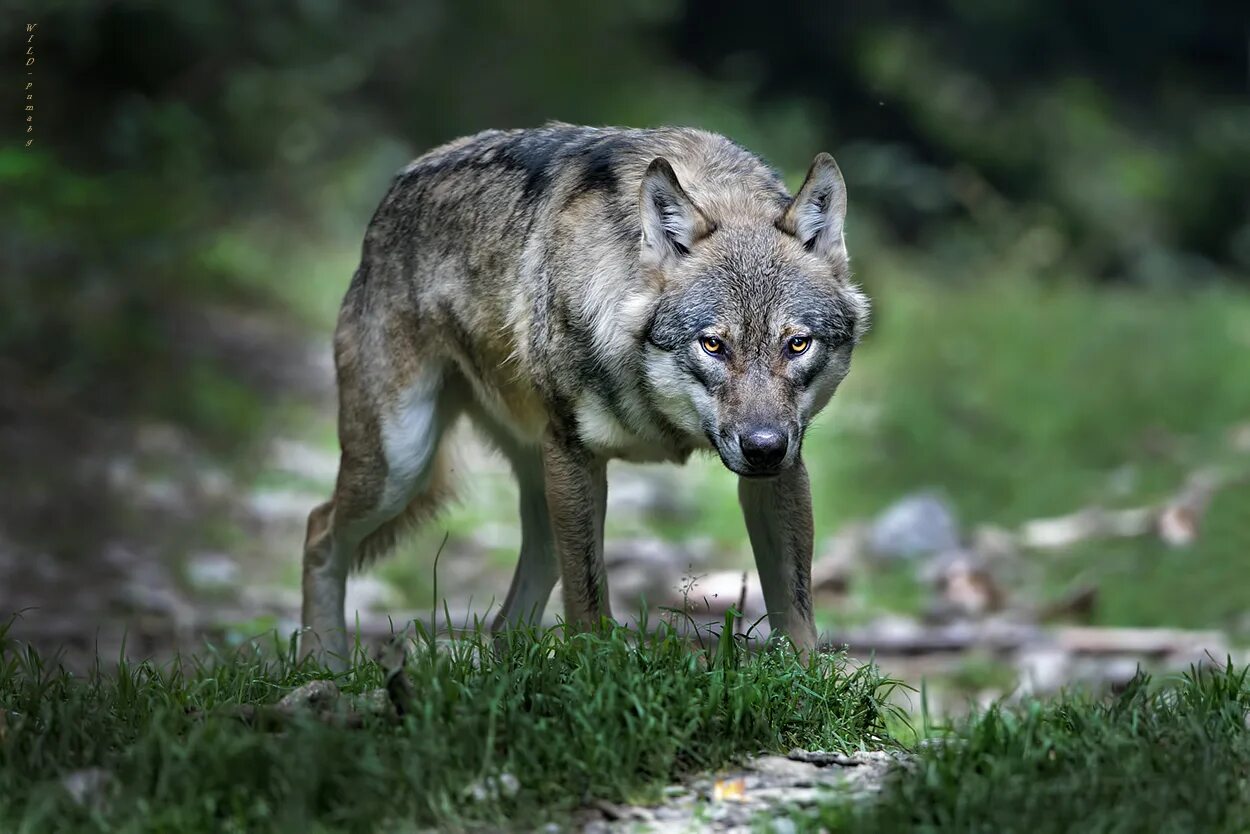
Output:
[869,492,960,559]
[787,748,862,767]
[278,679,340,711]
[61,768,114,809]
[463,779,492,803]
[497,772,520,798]
[463,772,521,803]
[747,755,821,785]
[349,688,394,716]
[770,816,798,834]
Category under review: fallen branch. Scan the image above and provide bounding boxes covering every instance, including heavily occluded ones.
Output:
[823,620,1230,660]
[1018,467,1248,551]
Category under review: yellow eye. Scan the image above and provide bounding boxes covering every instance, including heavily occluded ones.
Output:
[700,336,723,355]
[787,335,811,356]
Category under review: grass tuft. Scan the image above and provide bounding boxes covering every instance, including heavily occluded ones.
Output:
[803,661,1250,834]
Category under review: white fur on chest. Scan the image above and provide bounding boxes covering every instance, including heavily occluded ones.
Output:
[573,393,682,463]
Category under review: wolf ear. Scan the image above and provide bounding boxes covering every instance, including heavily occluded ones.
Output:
[779,153,847,261]
[639,158,714,268]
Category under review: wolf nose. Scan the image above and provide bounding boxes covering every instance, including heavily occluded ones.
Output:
[739,428,788,469]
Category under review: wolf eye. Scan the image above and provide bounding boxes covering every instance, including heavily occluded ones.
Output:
[786,335,811,356]
[699,336,724,356]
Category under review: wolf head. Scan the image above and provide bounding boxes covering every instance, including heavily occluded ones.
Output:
[639,154,870,478]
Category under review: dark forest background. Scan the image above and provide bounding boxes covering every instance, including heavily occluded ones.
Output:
[7,1,1249,420]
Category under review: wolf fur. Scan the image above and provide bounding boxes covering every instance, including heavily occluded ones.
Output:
[301,124,870,665]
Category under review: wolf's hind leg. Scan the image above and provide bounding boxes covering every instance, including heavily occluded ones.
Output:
[488,440,559,631]
[301,364,459,668]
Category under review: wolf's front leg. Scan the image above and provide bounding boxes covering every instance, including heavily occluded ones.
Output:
[739,461,817,654]
[542,427,612,628]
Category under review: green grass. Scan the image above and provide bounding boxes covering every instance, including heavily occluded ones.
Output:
[799,662,1250,834]
[0,618,899,833]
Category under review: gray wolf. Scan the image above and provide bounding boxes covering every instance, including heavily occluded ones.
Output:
[301,124,869,666]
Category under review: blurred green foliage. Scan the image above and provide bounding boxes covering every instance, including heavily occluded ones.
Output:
[675,1,1250,283]
[7,2,1247,410]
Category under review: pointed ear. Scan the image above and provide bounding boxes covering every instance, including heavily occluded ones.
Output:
[778,152,847,260]
[639,158,715,268]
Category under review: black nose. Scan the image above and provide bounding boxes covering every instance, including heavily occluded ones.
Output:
[738,427,788,470]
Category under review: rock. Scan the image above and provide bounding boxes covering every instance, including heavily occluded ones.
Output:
[463,772,521,803]
[747,755,822,786]
[498,772,521,798]
[349,688,396,716]
[576,749,902,831]
[593,798,654,822]
[869,492,960,559]
[787,749,863,767]
[769,817,798,834]
[278,679,340,711]
[61,767,114,810]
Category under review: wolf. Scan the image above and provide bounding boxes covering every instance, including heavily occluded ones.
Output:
[300,124,870,666]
